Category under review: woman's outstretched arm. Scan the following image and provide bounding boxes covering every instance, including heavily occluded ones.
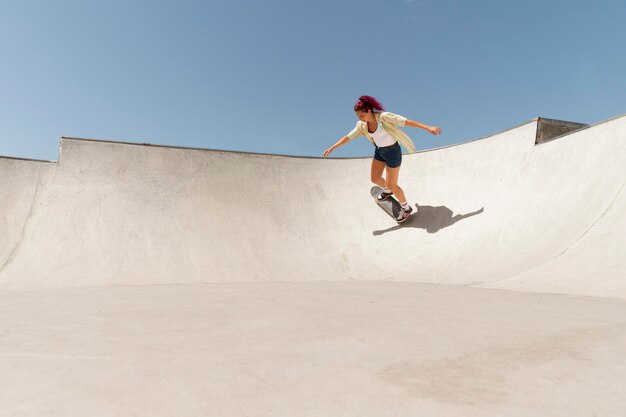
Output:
[405,119,441,135]
[324,135,352,158]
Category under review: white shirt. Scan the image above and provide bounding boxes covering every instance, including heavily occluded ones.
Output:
[368,122,397,147]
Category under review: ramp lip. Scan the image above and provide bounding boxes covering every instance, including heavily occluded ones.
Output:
[59,118,540,160]
[9,111,620,163]
[534,112,626,146]
[60,136,333,160]
[0,155,57,163]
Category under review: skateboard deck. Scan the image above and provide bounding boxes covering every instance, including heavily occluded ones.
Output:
[370,186,403,222]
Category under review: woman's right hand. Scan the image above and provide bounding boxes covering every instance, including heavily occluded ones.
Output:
[324,136,349,158]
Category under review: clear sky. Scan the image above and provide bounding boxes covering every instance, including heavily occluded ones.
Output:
[1,0,625,161]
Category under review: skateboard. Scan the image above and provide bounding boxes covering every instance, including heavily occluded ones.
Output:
[370,186,409,223]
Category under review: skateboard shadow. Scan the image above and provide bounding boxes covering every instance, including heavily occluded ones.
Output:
[373,204,485,236]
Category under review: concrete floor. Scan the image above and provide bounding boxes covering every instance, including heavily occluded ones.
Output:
[2,114,626,416]
[2,282,626,417]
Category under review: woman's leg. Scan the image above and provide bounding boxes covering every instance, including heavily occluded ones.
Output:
[370,158,388,189]
[385,166,407,204]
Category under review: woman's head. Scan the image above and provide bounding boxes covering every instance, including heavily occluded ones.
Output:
[354,95,384,121]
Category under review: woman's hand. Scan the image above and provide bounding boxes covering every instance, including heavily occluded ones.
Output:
[405,119,441,136]
[324,136,351,158]
[427,126,442,135]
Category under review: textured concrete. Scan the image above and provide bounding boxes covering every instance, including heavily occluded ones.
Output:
[2,114,626,416]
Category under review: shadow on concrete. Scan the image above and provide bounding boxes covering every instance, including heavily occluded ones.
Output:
[373,205,485,236]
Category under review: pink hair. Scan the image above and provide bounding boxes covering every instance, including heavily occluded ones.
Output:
[354,95,385,113]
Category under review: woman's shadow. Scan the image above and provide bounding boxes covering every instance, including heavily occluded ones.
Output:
[373,204,484,236]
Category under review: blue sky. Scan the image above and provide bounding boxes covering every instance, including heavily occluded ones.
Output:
[1,0,625,161]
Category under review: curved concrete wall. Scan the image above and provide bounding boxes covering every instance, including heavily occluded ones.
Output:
[0,158,55,274]
[1,114,625,298]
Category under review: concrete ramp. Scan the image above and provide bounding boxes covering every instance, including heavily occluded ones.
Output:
[2,115,626,417]
[2,115,626,297]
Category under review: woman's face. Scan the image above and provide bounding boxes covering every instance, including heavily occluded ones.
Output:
[356,110,374,123]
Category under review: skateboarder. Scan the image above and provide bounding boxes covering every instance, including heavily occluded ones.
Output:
[324,95,441,222]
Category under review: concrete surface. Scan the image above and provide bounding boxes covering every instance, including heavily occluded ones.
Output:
[1,114,626,416]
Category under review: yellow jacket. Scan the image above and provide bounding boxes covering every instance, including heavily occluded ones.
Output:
[347,112,416,153]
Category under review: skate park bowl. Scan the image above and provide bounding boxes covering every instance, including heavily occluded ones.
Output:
[2,114,626,416]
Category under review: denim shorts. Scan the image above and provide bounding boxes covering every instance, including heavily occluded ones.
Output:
[373,142,402,168]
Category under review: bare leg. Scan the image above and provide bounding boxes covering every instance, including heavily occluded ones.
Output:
[385,166,407,204]
[370,159,388,189]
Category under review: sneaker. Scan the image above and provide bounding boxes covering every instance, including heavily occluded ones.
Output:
[377,190,393,201]
[396,205,413,223]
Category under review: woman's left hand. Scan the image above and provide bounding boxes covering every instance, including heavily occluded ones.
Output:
[428,126,442,135]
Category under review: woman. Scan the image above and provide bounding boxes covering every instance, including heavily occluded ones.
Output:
[324,95,441,222]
